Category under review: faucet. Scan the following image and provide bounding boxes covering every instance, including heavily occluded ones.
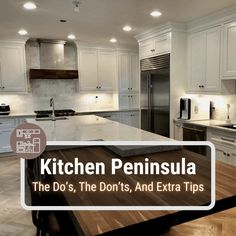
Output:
[50,98,56,121]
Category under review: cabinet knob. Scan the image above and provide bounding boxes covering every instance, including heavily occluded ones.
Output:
[2,86,5,89]
[227,153,230,157]
[223,152,226,155]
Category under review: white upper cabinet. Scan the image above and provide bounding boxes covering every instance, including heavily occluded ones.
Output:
[79,49,98,91]
[188,26,221,92]
[0,42,27,93]
[118,52,139,93]
[98,50,116,91]
[79,47,116,91]
[139,33,171,59]
[222,20,236,79]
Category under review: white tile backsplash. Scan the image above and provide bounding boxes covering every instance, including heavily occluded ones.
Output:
[185,94,236,122]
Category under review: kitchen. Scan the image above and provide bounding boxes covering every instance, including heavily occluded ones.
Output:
[0,0,236,235]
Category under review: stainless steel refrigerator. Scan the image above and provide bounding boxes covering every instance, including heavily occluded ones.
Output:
[140,54,170,137]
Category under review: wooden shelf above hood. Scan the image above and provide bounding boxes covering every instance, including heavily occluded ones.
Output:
[29,69,78,80]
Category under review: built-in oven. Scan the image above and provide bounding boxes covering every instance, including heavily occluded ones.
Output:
[182,123,207,155]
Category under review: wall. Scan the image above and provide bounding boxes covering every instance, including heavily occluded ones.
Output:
[0,40,118,114]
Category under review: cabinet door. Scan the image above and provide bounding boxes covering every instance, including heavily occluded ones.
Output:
[188,32,206,91]
[121,111,140,128]
[0,45,26,92]
[153,34,171,56]
[0,129,13,153]
[118,53,130,92]
[205,27,221,91]
[98,50,116,91]
[139,40,154,59]
[222,21,236,78]
[130,53,139,92]
[79,49,98,91]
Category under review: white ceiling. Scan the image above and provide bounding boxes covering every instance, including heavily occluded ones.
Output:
[0,0,236,48]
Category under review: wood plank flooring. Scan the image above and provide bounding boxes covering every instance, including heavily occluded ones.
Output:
[0,155,235,236]
[0,156,35,236]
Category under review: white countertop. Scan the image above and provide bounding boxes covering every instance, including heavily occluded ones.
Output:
[27,115,172,141]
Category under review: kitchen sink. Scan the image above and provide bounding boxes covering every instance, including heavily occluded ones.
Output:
[217,124,236,130]
[35,117,68,121]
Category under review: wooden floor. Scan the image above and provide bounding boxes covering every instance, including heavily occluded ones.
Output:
[0,156,235,236]
[0,156,35,236]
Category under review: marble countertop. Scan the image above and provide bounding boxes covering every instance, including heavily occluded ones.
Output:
[27,115,172,141]
[174,119,236,134]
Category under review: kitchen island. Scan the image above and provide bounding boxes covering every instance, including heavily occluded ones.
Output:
[26,115,236,236]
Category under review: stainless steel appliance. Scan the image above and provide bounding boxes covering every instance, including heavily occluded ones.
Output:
[180,98,191,120]
[183,123,206,155]
[141,54,170,137]
[0,103,10,115]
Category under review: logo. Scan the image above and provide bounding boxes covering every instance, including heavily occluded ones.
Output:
[10,123,47,159]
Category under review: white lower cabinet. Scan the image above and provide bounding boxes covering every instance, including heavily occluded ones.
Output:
[207,128,236,166]
[0,118,15,153]
[0,117,27,154]
[120,111,140,128]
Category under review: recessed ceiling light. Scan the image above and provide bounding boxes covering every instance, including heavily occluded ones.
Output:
[18,29,28,36]
[123,25,132,32]
[110,38,117,43]
[68,34,76,40]
[23,2,37,10]
[150,10,162,17]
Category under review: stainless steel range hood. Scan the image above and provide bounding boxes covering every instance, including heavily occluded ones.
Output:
[29,39,78,80]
